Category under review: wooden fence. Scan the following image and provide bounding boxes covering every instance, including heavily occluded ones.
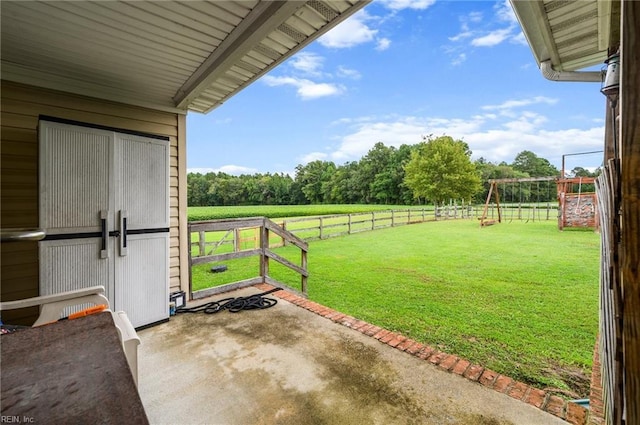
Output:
[278,206,473,242]
[188,217,308,300]
[595,159,623,425]
[276,204,559,241]
[188,204,561,300]
[189,204,561,257]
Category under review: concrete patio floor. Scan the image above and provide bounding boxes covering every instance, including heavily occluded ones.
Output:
[137,286,569,425]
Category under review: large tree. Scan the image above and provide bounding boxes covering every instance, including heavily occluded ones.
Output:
[294,160,336,204]
[404,135,481,205]
[512,150,559,177]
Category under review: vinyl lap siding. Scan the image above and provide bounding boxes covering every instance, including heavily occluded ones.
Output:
[0,81,186,324]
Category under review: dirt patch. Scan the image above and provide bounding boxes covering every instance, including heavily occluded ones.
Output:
[543,363,591,398]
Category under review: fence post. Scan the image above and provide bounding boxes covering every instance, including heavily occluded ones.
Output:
[281,221,287,247]
[547,203,550,220]
[319,217,324,240]
[198,230,205,256]
[407,209,411,223]
[532,205,536,222]
[348,214,352,234]
[301,249,308,295]
[391,210,395,227]
[260,225,269,281]
[372,212,375,230]
[188,225,193,296]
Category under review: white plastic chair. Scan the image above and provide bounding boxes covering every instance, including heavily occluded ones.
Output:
[0,286,140,387]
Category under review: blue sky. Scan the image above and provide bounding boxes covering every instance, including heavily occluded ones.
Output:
[186,0,606,177]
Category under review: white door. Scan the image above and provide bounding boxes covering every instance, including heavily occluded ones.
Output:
[39,120,169,327]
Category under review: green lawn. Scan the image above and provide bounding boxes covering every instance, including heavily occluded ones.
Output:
[188,204,435,221]
[192,219,600,397]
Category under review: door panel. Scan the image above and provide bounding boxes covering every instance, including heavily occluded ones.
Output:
[116,134,169,230]
[39,123,114,234]
[115,233,168,328]
[39,238,113,302]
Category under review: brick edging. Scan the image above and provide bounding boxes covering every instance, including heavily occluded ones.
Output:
[258,284,590,425]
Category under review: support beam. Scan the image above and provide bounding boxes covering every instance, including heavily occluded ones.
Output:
[174,1,303,110]
[620,1,640,423]
[488,176,557,183]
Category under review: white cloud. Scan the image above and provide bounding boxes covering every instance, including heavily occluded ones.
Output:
[376,37,392,51]
[495,0,518,24]
[451,53,467,66]
[468,11,483,23]
[299,152,328,163]
[511,31,528,46]
[315,107,604,169]
[471,28,513,47]
[290,52,324,75]
[299,82,344,99]
[318,11,378,48]
[466,126,604,166]
[262,75,344,99]
[482,96,558,111]
[328,115,486,161]
[380,0,436,11]
[337,66,362,79]
[446,3,523,63]
[187,165,258,176]
[448,31,473,42]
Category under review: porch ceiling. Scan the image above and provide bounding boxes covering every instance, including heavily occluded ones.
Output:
[510,0,620,71]
[0,0,368,114]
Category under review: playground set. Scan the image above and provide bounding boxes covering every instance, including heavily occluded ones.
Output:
[479,175,598,230]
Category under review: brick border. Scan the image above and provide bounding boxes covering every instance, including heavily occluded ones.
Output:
[257,284,591,425]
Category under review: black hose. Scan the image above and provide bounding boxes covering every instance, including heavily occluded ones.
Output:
[176,287,282,314]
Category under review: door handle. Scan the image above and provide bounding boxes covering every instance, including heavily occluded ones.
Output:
[100,210,109,259]
[119,210,128,256]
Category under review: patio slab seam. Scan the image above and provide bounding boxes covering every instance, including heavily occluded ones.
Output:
[255,283,590,425]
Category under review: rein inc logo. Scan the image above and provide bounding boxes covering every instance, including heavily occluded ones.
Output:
[1,417,35,423]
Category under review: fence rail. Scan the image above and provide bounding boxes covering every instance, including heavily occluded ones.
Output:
[275,204,558,241]
[188,217,308,300]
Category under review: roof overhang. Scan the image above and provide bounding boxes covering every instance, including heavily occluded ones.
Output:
[510,0,620,72]
[1,1,370,114]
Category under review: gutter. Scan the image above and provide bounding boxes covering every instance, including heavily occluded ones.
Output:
[540,60,603,82]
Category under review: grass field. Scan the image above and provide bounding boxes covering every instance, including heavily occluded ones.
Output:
[188,204,434,221]
[192,218,599,398]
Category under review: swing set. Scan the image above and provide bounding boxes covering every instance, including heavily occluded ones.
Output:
[479,175,598,230]
[479,176,557,227]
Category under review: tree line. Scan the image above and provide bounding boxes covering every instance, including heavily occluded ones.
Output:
[188,135,600,207]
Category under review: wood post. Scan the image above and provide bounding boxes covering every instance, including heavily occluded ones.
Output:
[260,225,269,281]
[198,231,205,256]
[301,249,308,294]
[620,3,640,422]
